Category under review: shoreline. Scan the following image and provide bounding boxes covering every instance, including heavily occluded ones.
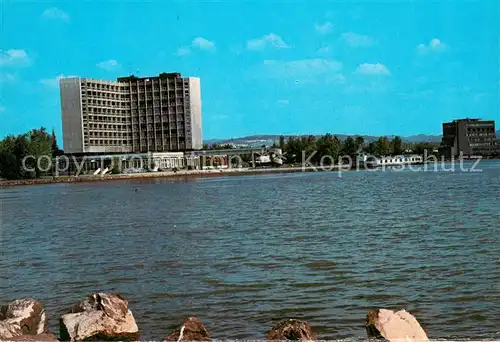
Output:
[0,158,494,188]
[0,166,348,188]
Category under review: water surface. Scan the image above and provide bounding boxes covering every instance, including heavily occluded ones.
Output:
[1,161,499,340]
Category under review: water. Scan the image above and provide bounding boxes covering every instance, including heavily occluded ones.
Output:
[1,161,500,341]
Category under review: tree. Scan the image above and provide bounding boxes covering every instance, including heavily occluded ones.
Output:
[0,150,18,179]
[374,137,391,156]
[51,128,64,156]
[27,127,53,178]
[315,134,341,164]
[284,136,301,163]
[391,136,403,155]
[342,136,358,158]
[0,133,30,179]
[279,135,285,150]
[301,135,317,154]
[355,136,365,151]
[413,142,436,156]
[364,142,376,154]
[0,136,20,180]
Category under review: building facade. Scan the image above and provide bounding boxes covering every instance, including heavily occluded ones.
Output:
[442,119,497,157]
[60,72,202,154]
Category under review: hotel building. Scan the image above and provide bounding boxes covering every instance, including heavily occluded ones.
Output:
[60,72,202,154]
[442,118,497,157]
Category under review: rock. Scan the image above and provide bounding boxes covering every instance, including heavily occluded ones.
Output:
[266,319,316,341]
[366,309,429,342]
[164,317,210,342]
[1,333,59,341]
[0,299,48,339]
[59,293,139,341]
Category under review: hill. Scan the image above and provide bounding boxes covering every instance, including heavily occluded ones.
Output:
[204,133,443,147]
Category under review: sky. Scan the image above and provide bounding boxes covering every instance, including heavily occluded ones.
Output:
[1,0,499,142]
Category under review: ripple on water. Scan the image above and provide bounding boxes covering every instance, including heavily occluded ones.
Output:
[304,260,338,270]
[1,163,500,340]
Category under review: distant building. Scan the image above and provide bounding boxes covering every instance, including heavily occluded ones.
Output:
[52,147,280,176]
[60,72,202,154]
[442,118,497,157]
[357,152,423,167]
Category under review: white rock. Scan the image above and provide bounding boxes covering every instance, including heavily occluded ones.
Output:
[59,293,139,341]
[0,299,47,339]
[366,308,429,342]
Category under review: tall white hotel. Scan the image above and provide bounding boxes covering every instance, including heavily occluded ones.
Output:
[60,72,202,154]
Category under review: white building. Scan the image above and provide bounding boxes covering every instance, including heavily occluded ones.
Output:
[357,153,423,167]
[60,73,202,154]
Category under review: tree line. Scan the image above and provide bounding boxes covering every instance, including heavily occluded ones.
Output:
[0,127,63,180]
[277,135,436,164]
[0,129,438,180]
[203,135,437,165]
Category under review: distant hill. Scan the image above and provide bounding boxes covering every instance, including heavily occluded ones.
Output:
[204,133,442,146]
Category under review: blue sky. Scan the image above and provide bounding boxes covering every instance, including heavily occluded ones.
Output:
[1,1,498,142]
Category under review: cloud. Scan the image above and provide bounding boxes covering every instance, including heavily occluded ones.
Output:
[39,74,77,87]
[176,47,191,56]
[247,33,290,50]
[355,63,391,76]
[192,37,216,50]
[317,46,331,55]
[397,89,434,100]
[177,37,216,56]
[96,59,120,71]
[209,114,228,121]
[331,74,346,83]
[417,38,447,54]
[277,99,290,105]
[42,7,70,22]
[345,81,391,94]
[0,49,30,67]
[0,72,16,83]
[261,59,344,84]
[264,58,342,75]
[315,22,333,34]
[0,105,5,113]
[341,32,375,47]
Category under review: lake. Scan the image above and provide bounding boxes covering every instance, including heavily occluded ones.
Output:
[1,161,499,340]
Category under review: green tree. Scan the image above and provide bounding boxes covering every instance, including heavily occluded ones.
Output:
[51,129,64,156]
[374,136,391,156]
[0,136,19,180]
[279,135,285,150]
[355,136,365,151]
[284,136,301,163]
[0,150,17,179]
[391,136,403,155]
[0,133,31,179]
[301,135,317,154]
[364,142,376,154]
[342,136,358,158]
[413,142,436,156]
[27,127,53,178]
[316,134,341,164]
